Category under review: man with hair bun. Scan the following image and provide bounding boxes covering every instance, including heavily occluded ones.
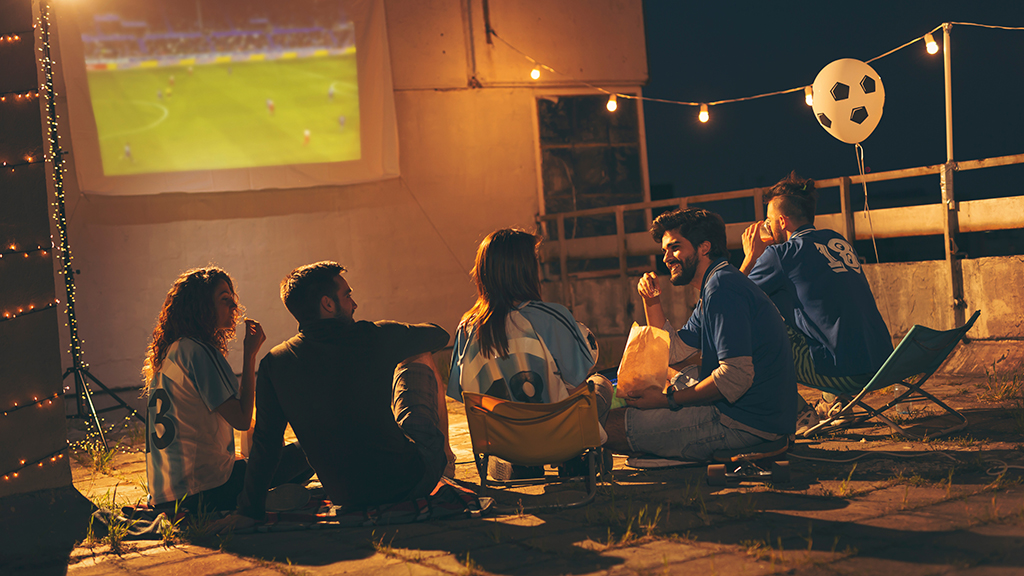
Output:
[740,172,893,433]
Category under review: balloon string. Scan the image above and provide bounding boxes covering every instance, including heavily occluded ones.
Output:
[855,143,894,330]
[855,143,881,264]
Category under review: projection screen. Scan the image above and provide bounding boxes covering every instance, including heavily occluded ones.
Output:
[57,0,398,195]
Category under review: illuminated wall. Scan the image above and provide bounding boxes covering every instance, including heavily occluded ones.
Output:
[50,0,649,394]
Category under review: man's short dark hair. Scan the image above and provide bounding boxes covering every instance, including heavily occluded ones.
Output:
[281,261,346,324]
[650,208,729,259]
[765,171,817,225]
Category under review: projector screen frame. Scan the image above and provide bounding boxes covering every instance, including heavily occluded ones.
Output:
[56,0,399,196]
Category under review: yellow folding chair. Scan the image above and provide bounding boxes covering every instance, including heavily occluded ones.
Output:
[462,379,605,510]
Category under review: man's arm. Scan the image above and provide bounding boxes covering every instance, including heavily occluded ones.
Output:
[637,272,667,328]
[235,355,288,521]
[740,222,773,275]
[379,322,450,365]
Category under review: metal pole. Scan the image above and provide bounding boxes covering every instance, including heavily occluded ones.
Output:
[940,23,966,327]
[943,23,954,162]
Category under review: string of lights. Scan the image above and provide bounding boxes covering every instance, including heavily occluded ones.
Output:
[0,32,28,43]
[2,392,61,417]
[0,89,41,101]
[38,3,84,365]
[1,446,68,482]
[0,300,59,322]
[0,241,55,259]
[498,20,1022,123]
[1,157,45,170]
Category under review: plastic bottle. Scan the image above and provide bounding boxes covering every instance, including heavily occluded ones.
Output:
[893,384,912,416]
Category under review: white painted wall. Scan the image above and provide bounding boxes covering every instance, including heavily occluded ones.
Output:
[52,0,649,397]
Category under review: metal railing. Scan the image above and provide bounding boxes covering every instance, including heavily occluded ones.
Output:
[538,151,1024,327]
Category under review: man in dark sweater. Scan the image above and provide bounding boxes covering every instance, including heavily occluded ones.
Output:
[215,261,453,529]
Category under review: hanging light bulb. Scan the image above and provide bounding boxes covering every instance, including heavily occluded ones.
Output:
[530,66,541,80]
[924,33,939,55]
[698,103,709,123]
[804,86,814,106]
[606,94,618,112]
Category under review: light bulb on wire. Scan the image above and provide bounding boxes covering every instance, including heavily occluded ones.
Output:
[804,86,814,106]
[924,33,939,54]
[698,103,709,123]
[606,94,618,112]
[530,67,541,80]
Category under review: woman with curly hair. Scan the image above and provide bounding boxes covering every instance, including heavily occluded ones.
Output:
[144,267,308,513]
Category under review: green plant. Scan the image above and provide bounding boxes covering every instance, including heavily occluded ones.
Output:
[837,463,858,497]
[637,504,663,537]
[978,362,1024,402]
[83,439,117,474]
[461,552,478,575]
[159,497,186,546]
[178,499,217,542]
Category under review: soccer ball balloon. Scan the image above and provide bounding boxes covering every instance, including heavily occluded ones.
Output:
[811,58,885,144]
[577,321,600,369]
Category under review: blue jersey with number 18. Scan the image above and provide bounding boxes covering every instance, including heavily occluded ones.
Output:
[146,337,238,505]
[748,225,893,378]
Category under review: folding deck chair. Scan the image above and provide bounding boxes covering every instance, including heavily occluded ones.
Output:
[800,310,980,440]
[462,379,605,511]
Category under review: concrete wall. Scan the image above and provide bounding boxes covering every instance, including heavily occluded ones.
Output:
[552,255,1024,373]
[52,0,648,398]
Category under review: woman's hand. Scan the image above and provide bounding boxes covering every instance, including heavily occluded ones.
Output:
[637,272,661,301]
[242,318,266,359]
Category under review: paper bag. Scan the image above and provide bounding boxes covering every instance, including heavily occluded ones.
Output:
[616,322,670,397]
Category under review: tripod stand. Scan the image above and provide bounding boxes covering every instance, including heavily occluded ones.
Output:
[38,1,144,449]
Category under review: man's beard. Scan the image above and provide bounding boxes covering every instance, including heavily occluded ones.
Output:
[668,252,699,286]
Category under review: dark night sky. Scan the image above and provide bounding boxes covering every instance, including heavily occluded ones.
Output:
[641,1,1024,208]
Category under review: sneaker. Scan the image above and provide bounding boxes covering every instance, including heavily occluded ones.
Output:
[815,395,853,424]
[487,457,544,481]
[795,404,820,436]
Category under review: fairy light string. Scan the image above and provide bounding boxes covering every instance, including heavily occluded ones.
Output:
[496,21,1024,119]
[1,446,68,482]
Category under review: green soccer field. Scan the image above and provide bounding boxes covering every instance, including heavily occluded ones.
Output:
[86,55,360,175]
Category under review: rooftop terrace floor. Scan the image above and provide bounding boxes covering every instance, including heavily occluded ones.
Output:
[65,373,1024,575]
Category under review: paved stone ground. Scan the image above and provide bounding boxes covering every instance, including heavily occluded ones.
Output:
[65,374,1024,575]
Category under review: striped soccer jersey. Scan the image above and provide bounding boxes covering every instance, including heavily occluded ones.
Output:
[447,301,596,404]
[146,337,238,505]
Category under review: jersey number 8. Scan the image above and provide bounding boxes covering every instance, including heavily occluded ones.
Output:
[813,239,862,274]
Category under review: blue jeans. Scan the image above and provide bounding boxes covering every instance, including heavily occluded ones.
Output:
[625,405,764,461]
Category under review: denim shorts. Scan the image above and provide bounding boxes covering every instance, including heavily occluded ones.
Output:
[625,405,764,461]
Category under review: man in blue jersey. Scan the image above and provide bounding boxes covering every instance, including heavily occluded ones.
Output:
[604,208,797,460]
[739,172,893,430]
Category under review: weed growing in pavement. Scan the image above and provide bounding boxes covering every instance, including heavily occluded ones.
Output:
[978,363,1024,402]
[837,463,858,497]
[370,530,398,557]
[178,499,218,543]
[461,552,478,575]
[721,494,758,520]
[81,438,117,474]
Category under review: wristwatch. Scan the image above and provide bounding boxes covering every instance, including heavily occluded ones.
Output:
[664,383,683,411]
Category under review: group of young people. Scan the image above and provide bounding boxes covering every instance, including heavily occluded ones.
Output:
[142,171,891,527]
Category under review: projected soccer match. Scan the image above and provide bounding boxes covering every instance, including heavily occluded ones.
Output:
[76,0,360,176]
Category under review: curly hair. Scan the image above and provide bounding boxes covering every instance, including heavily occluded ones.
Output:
[142,267,242,389]
[650,208,729,259]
